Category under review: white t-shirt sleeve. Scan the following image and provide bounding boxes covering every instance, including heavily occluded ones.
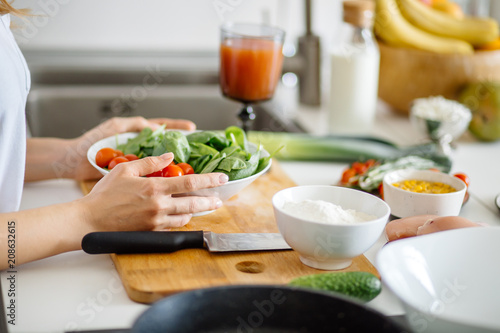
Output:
[0,14,30,213]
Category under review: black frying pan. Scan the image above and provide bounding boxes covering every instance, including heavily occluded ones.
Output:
[131,285,407,333]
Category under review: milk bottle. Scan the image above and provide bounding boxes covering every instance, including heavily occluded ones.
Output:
[328,0,380,135]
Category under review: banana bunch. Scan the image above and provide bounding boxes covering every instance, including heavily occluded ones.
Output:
[375,0,499,54]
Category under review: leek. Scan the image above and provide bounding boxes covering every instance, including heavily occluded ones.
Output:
[247,131,451,169]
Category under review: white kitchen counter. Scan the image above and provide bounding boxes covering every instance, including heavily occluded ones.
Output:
[3,103,500,332]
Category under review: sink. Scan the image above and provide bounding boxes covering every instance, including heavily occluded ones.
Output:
[29,68,220,86]
[26,70,304,138]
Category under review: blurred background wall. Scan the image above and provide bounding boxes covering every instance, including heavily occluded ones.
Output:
[11,0,340,53]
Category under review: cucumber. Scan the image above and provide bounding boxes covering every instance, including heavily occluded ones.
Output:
[288,271,382,302]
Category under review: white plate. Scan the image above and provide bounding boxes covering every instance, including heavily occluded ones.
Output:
[377,227,500,333]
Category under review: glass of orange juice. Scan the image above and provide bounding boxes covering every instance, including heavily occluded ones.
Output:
[219,22,285,132]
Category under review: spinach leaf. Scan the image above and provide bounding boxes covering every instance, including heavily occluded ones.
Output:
[121,142,141,156]
[142,147,154,157]
[220,145,246,158]
[116,126,265,181]
[118,125,168,156]
[216,156,247,172]
[225,126,248,151]
[189,142,220,159]
[186,131,216,143]
[186,131,229,150]
[200,153,226,174]
[152,133,168,156]
[118,127,154,155]
[255,145,283,174]
[163,131,190,163]
[190,154,212,174]
[215,145,262,181]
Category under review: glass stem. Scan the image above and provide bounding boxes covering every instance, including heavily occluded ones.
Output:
[238,104,256,133]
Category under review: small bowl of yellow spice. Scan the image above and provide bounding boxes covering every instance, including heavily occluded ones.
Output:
[383,169,467,218]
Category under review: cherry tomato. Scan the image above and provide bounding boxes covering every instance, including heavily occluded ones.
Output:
[364,159,376,169]
[341,168,356,184]
[352,162,368,175]
[124,154,139,161]
[108,156,129,170]
[146,170,163,177]
[378,182,384,200]
[162,164,184,177]
[96,148,123,168]
[453,173,470,188]
[177,163,194,175]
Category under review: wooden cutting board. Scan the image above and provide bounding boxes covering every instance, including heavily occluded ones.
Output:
[79,161,379,304]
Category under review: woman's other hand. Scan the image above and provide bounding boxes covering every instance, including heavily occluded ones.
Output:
[79,153,228,231]
[69,116,195,180]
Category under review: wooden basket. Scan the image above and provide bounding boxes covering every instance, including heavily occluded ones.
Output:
[378,41,500,114]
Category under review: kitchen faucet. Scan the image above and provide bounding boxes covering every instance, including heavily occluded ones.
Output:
[283,0,321,106]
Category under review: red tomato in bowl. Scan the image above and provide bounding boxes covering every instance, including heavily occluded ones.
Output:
[162,165,184,177]
[108,156,129,170]
[177,163,194,175]
[146,170,163,177]
[124,154,139,161]
[96,148,124,168]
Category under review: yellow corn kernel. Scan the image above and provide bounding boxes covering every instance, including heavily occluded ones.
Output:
[392,179,456,194]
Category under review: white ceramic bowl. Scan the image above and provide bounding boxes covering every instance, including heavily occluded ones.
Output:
[87,132,271,212]
[383,169,466,218]
[272,185,390,270]
[377,227,500,333]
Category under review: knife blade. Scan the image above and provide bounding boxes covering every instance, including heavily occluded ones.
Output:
[81,231,291,254]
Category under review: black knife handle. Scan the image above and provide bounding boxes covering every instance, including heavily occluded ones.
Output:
[81,231,204,254]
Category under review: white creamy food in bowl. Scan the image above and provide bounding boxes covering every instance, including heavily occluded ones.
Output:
[272,185,390,270]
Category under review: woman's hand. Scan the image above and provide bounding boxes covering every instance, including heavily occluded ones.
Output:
[72,116,196,180]
[3,152,227,268]
[78,153,228,232]
[25,116,196,182]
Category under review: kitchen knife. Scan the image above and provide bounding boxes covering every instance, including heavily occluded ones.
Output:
[82,231,291,254]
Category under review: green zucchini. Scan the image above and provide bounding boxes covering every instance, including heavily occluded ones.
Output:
[288,271,382,302]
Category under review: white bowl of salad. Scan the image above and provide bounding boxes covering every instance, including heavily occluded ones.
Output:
[87,126,272,206]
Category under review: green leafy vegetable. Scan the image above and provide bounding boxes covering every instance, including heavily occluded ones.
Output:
[189,142,220,159]
[186,131,229,150]
[117,126,271,181]
[191,154,212,174]
[200,153,226,174]
[216,156,247,172]
[215,144,262,181]
[225,126,248,151]
[118,127,154,155]
[185,127,266,180]
[357,155,448,192]
[163,131,190,163]
[118,125,163,156]
[255,145,283,175]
